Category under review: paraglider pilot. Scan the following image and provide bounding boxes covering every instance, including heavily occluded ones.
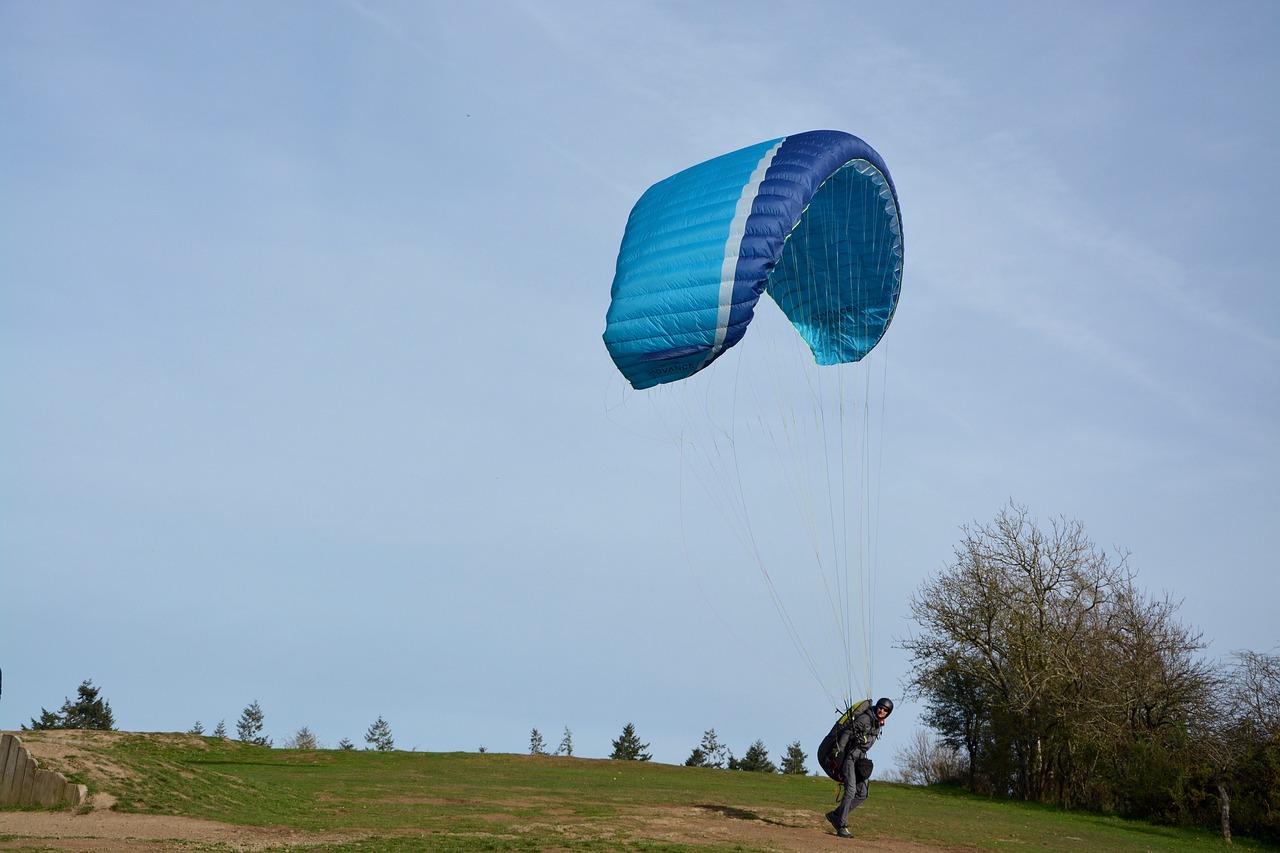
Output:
[825,697,893,838]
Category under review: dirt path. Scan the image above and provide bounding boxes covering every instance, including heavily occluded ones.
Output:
[0,793,356,852]
[1,800,962,853]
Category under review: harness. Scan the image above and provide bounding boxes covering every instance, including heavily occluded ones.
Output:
[817,701,877,801]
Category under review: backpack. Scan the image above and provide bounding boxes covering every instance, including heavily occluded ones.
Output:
[817,699,870,782]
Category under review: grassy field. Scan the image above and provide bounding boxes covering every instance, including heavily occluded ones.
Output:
[2,731,1268,852]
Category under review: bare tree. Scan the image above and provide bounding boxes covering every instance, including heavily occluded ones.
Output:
[1227,649,1280,740]
[282,726,319,749]
[1197,649,1280,842]
[902,502,1211,809]
[895,728,967,786]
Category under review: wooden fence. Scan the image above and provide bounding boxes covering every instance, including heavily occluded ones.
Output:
[0,733,87,807]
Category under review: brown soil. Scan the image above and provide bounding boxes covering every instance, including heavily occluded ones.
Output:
[0,798,358,852]
[1,732,962,852]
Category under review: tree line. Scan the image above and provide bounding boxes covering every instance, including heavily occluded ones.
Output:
[900,502,1278,844]
[23,687,397,752]
[527,723,809,774]
[22,687,812,774]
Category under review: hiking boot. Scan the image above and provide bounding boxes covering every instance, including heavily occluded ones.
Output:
[825,810,852,837]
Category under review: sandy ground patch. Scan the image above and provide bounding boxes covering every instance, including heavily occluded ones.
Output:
[2,799,964,853]
[0,794,358,852]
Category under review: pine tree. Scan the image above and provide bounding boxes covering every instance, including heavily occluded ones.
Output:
[689,729,729,768]
[738,739,777,773]
[555,727,574,757]
[529,727,547,755]
[780,741,809,775]
[23,680,115,731]
[610,723,652,761]
[212,720,228,738]
[365,716,394,751]
[24,709,61,731]
[338,737,355,750]
[237,700,271,746]
[62,680,116,729]
[189,721,204,735]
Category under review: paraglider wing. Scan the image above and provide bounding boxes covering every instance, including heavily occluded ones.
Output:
[603,130,903,389]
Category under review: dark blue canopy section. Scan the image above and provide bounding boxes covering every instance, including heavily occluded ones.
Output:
[603,130,903,390]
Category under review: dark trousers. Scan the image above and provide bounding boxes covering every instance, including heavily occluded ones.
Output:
[833,755,869,826]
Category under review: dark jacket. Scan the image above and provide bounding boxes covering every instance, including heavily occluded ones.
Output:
[819,706,883,782]
[840,708,882,759]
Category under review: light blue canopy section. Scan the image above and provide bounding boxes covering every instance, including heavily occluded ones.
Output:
[603,130,903,390]
[603,138,783,388]
[768,158,903,365]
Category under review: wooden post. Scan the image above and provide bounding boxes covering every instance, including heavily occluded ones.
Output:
[0,734,20,803]
[0,735,86,807]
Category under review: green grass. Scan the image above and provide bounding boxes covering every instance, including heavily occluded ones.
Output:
[6,732,1269,852]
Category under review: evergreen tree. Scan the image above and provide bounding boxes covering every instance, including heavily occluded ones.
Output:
[212,720,228,738]
[555,727,574,757]
[529,727,547,755]
[780,741,809,775]
[365,716,394,751]
[610,723,652,761]
[24,709,61,731]
[23,680,115,731]
[692,729,730,769]
[237,700,271,746]
[739,739,778,773]
[61,680,116,729]
[338,737,355,750]
[189,721,205,735]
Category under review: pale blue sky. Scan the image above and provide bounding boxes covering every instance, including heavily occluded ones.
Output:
[3,0,1277,768]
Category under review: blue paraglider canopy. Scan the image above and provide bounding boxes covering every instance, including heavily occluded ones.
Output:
[603,130,903,390]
